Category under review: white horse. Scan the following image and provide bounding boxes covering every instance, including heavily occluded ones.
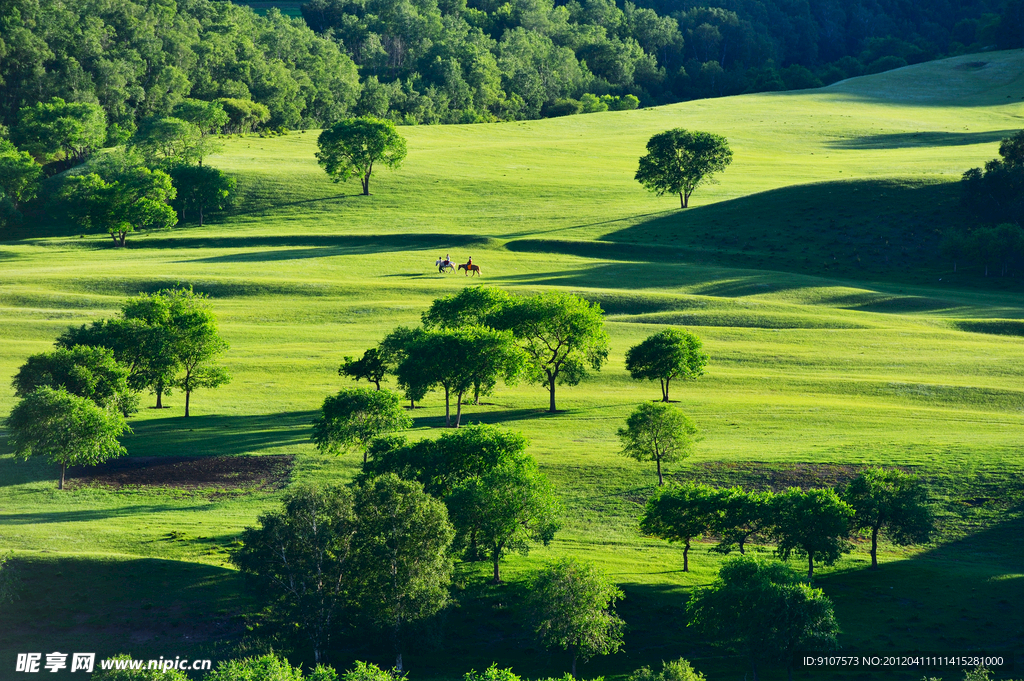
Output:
[435,257,455,273]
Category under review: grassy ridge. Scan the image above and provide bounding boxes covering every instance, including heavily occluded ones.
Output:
[2,52,1024,679]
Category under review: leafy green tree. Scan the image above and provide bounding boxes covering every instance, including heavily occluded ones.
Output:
[378,327,430,407]
[14,97,107,168]
[12,345,138,416]
[5,386,129,489]
[627,658,706,681]
[312,388,412,463]
[130,117,205,167]
[618,402,698,486]
[635,129,732,208]
[770,488,853,580]
[0,140,43,210]
[316,117,408,195]
[421,286,510,330]
[59,165,177,246]
[489,291,608,413]
[163,287,230,417]
[686,557,839,681]
[529,557,625,678]
[172,99,230,138]
[447,451,561,582]
[216,98,272,134]
[465,665,523,681]
[231,485,356,664]
[340,347,390,390]
[640,482,723,571]
[168,165,235,225]
[713,488,773,555]
[204,655,313,681]
[341,661,401,681]
[395,326,524,427]
[842,468,933,570]
[350,473,455,671]
[625,328,708,402]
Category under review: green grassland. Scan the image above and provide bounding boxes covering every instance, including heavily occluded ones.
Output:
[2,51,1024,680]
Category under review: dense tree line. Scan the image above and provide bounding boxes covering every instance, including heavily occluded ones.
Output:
[1,0,1020,145]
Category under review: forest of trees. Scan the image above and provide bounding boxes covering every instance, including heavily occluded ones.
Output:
[2,0,1023,136]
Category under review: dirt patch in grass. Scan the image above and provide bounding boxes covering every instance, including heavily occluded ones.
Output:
[67,454,293,491]
[678,461,876,491]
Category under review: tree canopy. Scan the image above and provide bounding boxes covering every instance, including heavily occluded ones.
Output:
[625,328,708,402]
[316,117,408,195]
[640,482,722,571]
[842,468,933,570]
[770,488,853,580]
[312,388,412,463]
[12,345,138,416]
[618,402,698,486]
[5,386,129,489]
[635,129,732,208]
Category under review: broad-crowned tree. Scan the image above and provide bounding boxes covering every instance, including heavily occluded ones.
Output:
[5,386,129,489]
[316,117,407,195]
[635,128,732,208]
[488,291,608,413]
[842,468,933,570]
[59,165,177,246]
[618,402,698,486]
[168,165,235,225]
[421,286,510,330]
[625,328,708,402]
[339,347,390,391]
[0,140,43,210]
[350,474,454,671]
[687,557,839,681]
[312,388,411,464]
[529,557,625,678]
[231,485,356,664]
[447,451,561,582]
[770,488,853,581]
[713,488,773,556]
[640,482,723,572]
[163,287,230,417]
[12,345,138,416]
[15,97,107,168]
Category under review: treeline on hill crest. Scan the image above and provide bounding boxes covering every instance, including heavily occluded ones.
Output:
[2,0,1024,136]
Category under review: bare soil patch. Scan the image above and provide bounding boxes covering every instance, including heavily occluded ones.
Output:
[679,461,876,491]
[67,454,293,490]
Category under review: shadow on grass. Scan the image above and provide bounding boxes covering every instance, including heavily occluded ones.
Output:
[0,554,246,658]
[0,503,215,524]
[827,130,1016,150]
[125,411,316,458]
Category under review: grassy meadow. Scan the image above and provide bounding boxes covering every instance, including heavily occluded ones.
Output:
[1,50,1024,680]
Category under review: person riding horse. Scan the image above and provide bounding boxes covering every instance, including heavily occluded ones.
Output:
[436,254,455,273]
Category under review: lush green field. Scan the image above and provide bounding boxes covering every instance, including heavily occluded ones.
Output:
[2,51,1024,681]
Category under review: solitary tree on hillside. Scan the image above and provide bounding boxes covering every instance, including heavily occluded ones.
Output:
[842,468,933,570]
[625,328,708,402]
[635,129,732,208]
[350,474,455,671]
[687,557,839,681]
[312,388,411,463]
[231,485,356,664]
[5,386,129,489]
[447,452,561,582]
[529,557,625,678]
[489,291,608,413]
[316,117,407,195]
[770,488,853,581]
[640,482,722,572]
[618,402,698,485]
[164,287,230,417]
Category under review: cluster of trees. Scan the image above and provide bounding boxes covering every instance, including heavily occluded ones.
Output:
[952,130,1024,277]
[236,422,627,676]
[640,468,934,578]
[2,287,230,487]
[3,0,1021,137]
[338,287,608,419]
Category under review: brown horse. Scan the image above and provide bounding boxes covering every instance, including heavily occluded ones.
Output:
[459,262,481,276]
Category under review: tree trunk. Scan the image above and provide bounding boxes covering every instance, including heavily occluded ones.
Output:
[656,454,663,486]
[199,205,204,227]
[362,174,370,196]
[444,386,451,427]
[679,192,686,208]
[870,524,880,569]
[663,377,671,401]
[571,647,578,679]
[184,388,191,417]
[395,653,402,672]
[738,538,745,555]
[492,549,501,583]
[455,392,463,428]
[374,379,381,390]
[155,385,163,409]
[751,660,759,681]
[59,462,66,490]
[119,232,127,247]
[808,554,814,581]
[548,373,557,413]
[683,538,690,572]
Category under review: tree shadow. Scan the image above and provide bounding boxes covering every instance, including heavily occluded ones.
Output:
[827,130,1016,150]
[0,504,215,525]
[124,411,316,458]
[59,233,496,255]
